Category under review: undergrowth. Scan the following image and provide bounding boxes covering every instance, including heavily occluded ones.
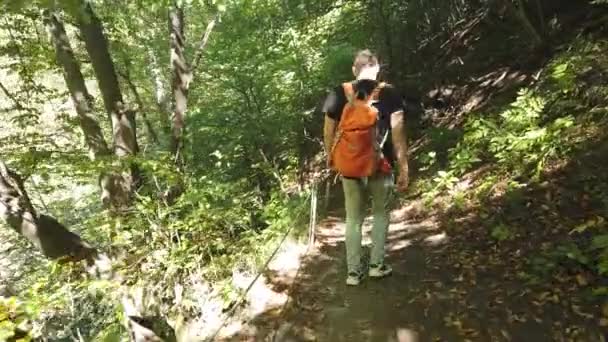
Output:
[1,155,311,339]
[413,37,608,294]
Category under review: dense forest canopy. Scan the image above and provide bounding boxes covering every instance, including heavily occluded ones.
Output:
[1,0,608,340]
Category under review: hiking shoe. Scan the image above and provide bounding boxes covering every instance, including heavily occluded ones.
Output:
[369,264,392,278]
[346,271,364,286]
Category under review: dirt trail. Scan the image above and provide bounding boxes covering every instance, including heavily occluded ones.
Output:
[222,197,605,341]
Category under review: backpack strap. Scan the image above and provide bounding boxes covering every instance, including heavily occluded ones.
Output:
[342,82,354,104]
[371,82,386,102]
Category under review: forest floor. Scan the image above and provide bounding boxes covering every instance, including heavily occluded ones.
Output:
[220,201,607,341]
[220,141,608,341]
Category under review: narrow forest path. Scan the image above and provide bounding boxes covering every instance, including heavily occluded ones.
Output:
[222,184,606,341]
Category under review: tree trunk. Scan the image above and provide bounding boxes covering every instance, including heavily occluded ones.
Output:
[0,160,175,341]
[167,5,217,165]
[75,1,141,208]
[43,10,110,160]
[0,162,96,262]
[169,4,190,164]
[147,48,172,135]
[507,0,544,47]
[119,54,159,144]
[534,0,546,35]
[76,1,138,158]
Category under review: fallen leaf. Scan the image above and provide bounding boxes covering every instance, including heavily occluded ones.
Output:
[572,305,594,319]
[576,274,588,287]
[461,328,479,337]
[512,314,526,323]
[500,330,510,339]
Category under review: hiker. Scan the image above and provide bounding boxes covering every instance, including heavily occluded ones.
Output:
[322,49,409,286]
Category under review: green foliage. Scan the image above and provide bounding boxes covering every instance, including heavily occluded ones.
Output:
[0,296,36,341]
[449,145,481,176]
[1,0,605,338]
[418,151,437,172]
[550,61,576,93]
[591,234,608,275]
[93,323,123,342]
[1,0,324,337]
[449,89,574,179]
[414,37,608,292]
[433,170,459,191]
[490,223,512,242]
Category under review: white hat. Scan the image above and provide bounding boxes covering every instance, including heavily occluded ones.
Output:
[357,64,380,81]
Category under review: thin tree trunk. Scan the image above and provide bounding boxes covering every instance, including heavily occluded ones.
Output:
[119,55,159,144]
[0,80,25,111]
[147,48,171,135]
[168,5,218,165]
[43,10,110,159]
[76,1,138,158]
[509,0,543,47]
[169,4,190,164]
[534,0,546,36]
[191,15,217,72]
[76,1,141,208]
[0,160,175,340]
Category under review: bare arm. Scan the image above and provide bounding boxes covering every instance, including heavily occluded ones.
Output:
[323,115,337,164]
[390,110,409,189]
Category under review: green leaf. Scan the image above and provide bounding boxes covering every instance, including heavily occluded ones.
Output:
[592,287,608,297]
[599,259,608,275]
[94,323,123,342]
[491,224,512,241]
[592,234,608,250]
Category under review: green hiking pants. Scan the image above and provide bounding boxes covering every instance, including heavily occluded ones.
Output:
[342,173,392,274]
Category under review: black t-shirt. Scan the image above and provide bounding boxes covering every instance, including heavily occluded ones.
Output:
[322,80,403,163]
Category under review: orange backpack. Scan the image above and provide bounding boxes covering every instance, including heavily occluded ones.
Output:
[331,82,384,178]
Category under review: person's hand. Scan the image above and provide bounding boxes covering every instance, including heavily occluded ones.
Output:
[395,172,409,193]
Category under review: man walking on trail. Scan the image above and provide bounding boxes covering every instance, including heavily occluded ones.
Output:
[322,49,409,286]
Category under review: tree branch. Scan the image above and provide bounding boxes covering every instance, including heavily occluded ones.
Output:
[191,14,218,72]
[0,80,25,111]
[117,57,160,144]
